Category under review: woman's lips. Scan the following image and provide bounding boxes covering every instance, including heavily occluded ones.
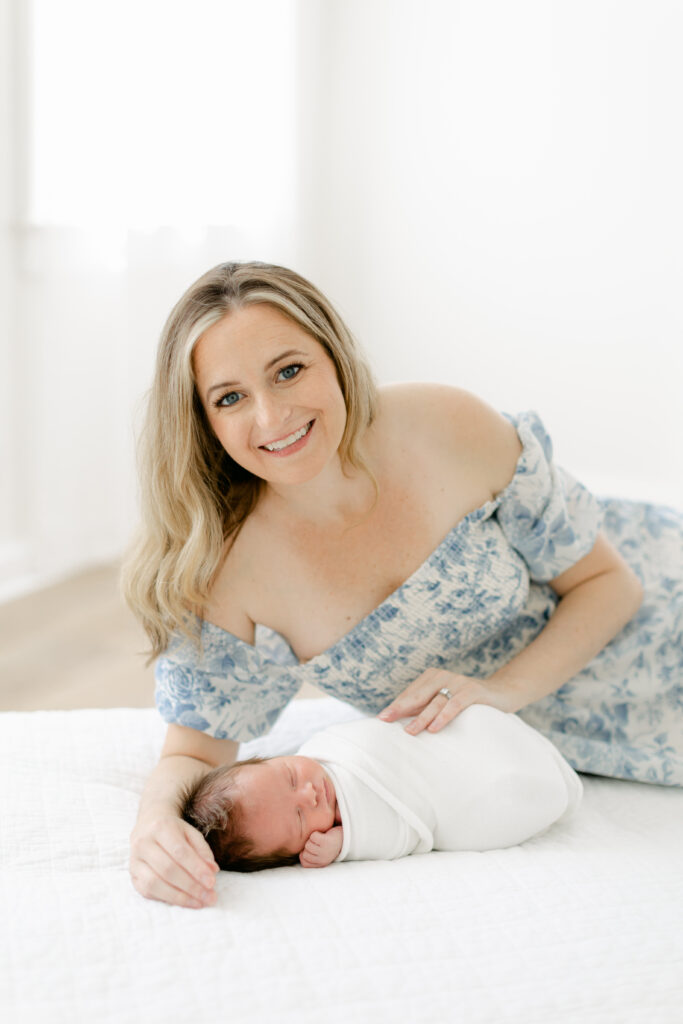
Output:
[259,419,314,458]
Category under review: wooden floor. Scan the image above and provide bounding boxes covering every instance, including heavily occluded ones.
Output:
[0,564,322,712]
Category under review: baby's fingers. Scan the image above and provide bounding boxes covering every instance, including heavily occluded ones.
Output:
[299,849,324,869]
[301,831,322,854]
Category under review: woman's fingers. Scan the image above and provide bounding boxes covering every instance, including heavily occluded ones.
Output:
[131,861,210,909]
[378,670,496,736]
[132,844,218,907]
[184,822,220,873]
[130,818,219,908]
[403,692,455,735]
[156,840,219,901]
[411,679,500,734]
[378,668,446,722]
[379,670,512,736]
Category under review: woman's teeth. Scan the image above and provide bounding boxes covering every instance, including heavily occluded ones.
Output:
[263,421,311,452]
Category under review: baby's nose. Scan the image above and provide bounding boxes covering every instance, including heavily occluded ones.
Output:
[303,781,318,806]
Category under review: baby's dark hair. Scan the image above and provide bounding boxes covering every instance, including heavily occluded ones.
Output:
[178,756,300,872]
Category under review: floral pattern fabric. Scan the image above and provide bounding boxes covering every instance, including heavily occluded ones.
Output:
[155,411,683,785]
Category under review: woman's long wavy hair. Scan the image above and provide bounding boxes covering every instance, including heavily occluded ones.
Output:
[121,261,378,660]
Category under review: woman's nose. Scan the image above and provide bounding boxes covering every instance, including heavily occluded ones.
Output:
[253,391,289,433]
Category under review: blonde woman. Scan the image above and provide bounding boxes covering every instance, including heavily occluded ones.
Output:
[124,261,683,910]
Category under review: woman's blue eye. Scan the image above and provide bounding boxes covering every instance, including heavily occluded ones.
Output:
[277,364,302,381]
[213,365,300,407]
[216,391,241,407]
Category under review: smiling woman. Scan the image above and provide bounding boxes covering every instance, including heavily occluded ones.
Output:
[122,259,683,913]
[122,262,377,662]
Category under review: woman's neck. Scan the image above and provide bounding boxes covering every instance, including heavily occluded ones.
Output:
[260,453,379,533]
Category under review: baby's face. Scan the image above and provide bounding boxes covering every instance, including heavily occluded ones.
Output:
[235,756,340,857]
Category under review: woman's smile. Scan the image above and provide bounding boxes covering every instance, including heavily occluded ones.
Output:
[259,419,315,456]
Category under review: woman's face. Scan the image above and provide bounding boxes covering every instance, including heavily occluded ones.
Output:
[193,304,347,485]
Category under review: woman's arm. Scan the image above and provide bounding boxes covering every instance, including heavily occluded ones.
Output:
[380,531,643,734]
[485,531,643,711]
[378,391,644,733]
[129,724,238,908]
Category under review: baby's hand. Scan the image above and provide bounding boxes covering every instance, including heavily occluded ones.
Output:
[299,826,344,869]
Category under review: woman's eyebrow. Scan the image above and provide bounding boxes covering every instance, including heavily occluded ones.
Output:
[205,349,307,399]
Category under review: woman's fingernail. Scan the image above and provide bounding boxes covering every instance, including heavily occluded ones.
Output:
[379,711,390,720]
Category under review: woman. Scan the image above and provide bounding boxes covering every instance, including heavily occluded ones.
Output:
[124,261,682,910]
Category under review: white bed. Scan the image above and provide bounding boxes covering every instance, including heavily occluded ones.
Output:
[2,698,682,1024]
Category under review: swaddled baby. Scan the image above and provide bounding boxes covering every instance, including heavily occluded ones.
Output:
[180,705,583,871]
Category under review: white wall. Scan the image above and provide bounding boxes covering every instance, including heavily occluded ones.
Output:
[298,0,683,505]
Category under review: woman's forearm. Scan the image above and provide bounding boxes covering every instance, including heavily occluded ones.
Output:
[136,754,214,823]
[130,753,224,908]
[487,567,643,712]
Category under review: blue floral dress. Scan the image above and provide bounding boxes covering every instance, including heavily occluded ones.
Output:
[155,411,683,786]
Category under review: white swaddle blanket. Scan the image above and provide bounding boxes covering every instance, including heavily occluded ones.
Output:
[298,705,582,862]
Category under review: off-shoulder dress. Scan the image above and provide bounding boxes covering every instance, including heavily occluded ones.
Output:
[155,411,683,786]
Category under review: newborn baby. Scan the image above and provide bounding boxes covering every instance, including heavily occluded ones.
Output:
[180,705,583,871]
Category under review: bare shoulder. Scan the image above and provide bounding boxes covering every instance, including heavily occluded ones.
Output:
[376,383,522,497]
[201,533,257,645]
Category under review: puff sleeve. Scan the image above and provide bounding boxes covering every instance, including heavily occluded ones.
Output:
[154,621,301,742]
[494,411,603,583]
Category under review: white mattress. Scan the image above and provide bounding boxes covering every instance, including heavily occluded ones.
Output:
[1,699,682,1024]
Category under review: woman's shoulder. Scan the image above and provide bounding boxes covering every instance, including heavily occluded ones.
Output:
[200,532,257,644]
[376,381,506,435]
[374,383,522,496]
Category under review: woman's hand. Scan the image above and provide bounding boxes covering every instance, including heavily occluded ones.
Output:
[299,826,344,868]
[129,810,219,909]
[378,667,514,735]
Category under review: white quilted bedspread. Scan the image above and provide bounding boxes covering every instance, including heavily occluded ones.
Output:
[1,700,682,1024]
